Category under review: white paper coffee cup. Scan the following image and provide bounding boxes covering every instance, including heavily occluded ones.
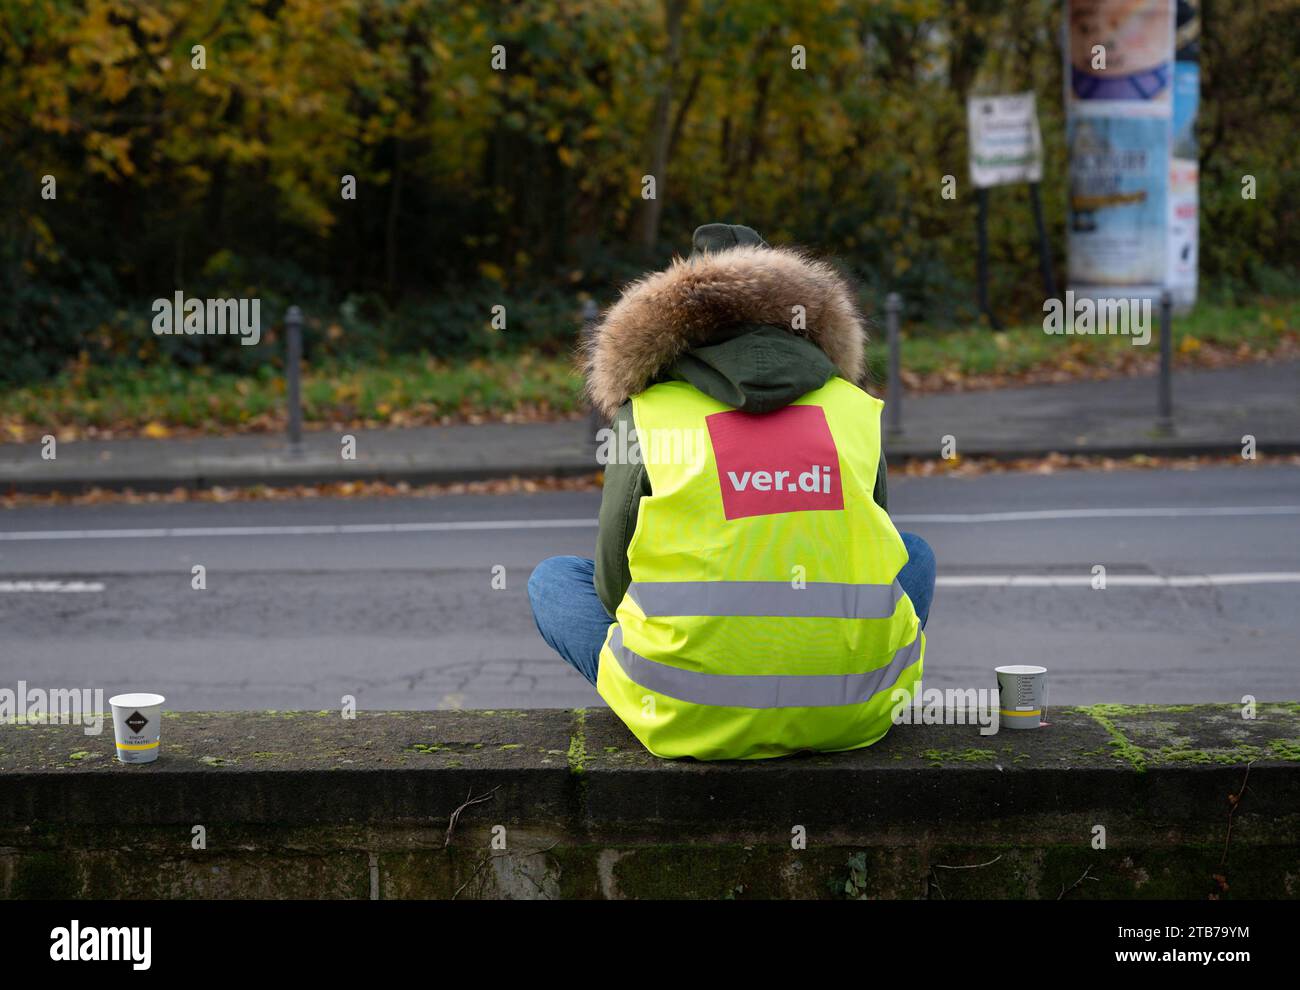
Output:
[109,693,166,763]
[995,666,1047,730]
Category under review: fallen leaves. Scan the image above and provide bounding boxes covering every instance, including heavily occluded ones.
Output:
[0,473,605,509]
[0,404,588,444]
[1,308,1295,444]
[893,451,1300,479]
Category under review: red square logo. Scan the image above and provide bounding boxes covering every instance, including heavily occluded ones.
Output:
[705,405,844,520]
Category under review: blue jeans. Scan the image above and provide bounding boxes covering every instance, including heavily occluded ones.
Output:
[528,533,936,688]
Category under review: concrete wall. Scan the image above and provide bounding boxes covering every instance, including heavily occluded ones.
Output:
[2,705,1298,899]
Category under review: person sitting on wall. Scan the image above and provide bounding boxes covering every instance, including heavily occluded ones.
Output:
[527,223,935,761]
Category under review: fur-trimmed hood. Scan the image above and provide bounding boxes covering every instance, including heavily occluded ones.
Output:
[581,244,867,418]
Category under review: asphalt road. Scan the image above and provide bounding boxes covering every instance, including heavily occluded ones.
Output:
[1,464,1297,710]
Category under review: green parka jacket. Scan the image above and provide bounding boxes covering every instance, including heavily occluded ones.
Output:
[583,223,888,617]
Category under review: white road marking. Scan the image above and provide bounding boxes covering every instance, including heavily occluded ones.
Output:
[0,505,1296,542]
[1,573,1295,591]
[938,573,1300,588]
[0,580,106,592]
[0,518,600,541]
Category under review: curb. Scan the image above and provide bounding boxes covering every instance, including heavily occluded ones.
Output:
[1,438,1295,495]
[885,438,1300,462]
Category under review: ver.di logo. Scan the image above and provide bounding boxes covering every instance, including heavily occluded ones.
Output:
[706,404,844,520]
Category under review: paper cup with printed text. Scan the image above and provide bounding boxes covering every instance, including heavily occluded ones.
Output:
[995,666,1047,730]
[109,693,165,764]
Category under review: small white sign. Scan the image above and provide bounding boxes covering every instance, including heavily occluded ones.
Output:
[968,92,1043,188]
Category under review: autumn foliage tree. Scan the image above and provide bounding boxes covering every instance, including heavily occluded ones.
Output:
[1,0,1296,384]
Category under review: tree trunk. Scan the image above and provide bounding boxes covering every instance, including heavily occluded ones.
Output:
[385,138,403,297]
[638,0,688,255]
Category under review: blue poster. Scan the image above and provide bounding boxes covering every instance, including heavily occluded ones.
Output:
[1171,61,1199,159]
[1067,116,1170,289]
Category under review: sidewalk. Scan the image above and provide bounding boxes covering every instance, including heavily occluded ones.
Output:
[885,359,1299,458]
[1,361,1296,493]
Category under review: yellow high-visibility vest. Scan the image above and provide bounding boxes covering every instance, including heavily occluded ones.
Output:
[597,377,924,760]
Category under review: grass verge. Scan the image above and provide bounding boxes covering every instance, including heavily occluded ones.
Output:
[3,298,1295,441]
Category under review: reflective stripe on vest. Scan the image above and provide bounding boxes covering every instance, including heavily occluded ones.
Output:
[627,578,906,618]
[607,623,922,710]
